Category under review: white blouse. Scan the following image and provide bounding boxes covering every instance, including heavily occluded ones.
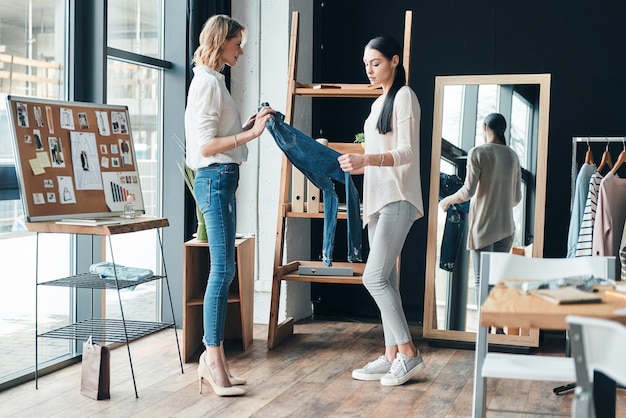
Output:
[362,86,424,227]
[184,65,247,169]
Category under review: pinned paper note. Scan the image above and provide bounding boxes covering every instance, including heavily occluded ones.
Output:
[29,158,45,175]
[36,151,51,168]
[57,176,76,204]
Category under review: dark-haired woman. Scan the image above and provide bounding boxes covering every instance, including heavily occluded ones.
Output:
[439,112,522,300]
[338,36,425,387]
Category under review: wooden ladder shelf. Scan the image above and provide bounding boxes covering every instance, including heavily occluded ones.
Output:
[268,10,413,349]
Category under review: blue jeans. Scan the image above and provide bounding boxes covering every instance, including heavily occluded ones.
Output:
[439,173,470,272]
[194,163,239,347]
[266,112,362,266]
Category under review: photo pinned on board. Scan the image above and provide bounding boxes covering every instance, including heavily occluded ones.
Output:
[16,102,29,128]
[60,107,75,130]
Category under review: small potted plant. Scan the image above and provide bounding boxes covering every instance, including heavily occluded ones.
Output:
[172,133,207,241]
[354,132,365,149]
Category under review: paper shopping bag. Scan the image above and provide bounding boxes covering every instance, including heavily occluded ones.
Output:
[80,337,111,400]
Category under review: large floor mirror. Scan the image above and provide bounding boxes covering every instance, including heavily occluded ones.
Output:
[423,74,551,347]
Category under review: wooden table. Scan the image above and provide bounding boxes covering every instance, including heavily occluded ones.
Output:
[480,284,626,417]
[480,284,626,330]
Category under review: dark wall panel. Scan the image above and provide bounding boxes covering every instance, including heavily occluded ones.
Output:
[309,0,626,322]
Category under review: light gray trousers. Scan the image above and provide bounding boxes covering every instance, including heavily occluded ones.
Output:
[470,233,514,303]
[362,200,417,347]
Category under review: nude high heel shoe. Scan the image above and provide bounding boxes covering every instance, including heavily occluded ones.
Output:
[198,352,245,396]
[202,351,247,385]
[229,375,247,386]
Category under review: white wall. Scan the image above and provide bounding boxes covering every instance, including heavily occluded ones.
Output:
[231,0,314,324]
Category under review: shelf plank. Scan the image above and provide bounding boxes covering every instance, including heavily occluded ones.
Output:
[280,273,363,285]
[295,83,382,98]
[281,202,361,219]
[278,260,364,285]
[38,318,174,344]
[39,273,164,289]
[187,296,240,305]
[185,237,251,247]
[328,142,365,155]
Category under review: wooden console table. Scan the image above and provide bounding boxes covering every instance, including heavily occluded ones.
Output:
[182,237,255,362]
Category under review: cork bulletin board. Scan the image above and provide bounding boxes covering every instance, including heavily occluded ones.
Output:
[6,96,146,222]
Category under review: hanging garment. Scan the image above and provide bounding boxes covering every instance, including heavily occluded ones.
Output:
[575,171,603,257]
[266,112,363,267]
[621,221,626,280]
[439,173,470,272]
[592,172,626,274]
[567,163,596,257]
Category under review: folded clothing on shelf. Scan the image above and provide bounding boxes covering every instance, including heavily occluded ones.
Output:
[89,262,153,282]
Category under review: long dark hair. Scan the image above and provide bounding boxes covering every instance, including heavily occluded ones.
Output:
[483,113,507,145]
[365,36,406,134]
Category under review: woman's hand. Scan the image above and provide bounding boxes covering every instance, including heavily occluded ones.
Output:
[242,113,256,131]
[245,106,275,138]
[439,196,453,212]
[338,153,366,175]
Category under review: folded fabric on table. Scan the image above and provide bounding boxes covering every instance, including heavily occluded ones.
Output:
[89,262,153,282]
[501,274,615,294]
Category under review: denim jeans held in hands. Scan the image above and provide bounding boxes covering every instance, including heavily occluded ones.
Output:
[266,112,363,266]
[194,163,239,347]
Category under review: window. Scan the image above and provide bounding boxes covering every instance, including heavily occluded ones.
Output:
[0,0,185,391]
[108,0,162,59]
[105,0,167,322]
[0,0,71,386]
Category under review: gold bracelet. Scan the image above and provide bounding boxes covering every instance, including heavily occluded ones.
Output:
[379,153,385,167]
[233,134,238,148]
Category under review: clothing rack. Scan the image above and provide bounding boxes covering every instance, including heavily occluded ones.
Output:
[571,136,626,205]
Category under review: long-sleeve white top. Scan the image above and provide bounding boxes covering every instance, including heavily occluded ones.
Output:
[362,86,423,227]
[184,65,247,169]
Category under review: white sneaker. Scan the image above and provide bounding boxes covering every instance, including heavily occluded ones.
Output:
[380,352,425,386]
[352,355,392,381]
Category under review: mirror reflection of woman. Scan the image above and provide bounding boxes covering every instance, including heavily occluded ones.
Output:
[338,36,425,387]
[439,113,522,300]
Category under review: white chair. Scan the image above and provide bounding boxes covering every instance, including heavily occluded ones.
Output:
[472,253,616,418]
[567,315,626,418]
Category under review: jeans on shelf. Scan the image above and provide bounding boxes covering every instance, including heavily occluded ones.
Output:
[266,112,362,266]
[194,163,239,347]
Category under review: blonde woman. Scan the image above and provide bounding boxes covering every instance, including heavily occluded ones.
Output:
[185,14,273,397]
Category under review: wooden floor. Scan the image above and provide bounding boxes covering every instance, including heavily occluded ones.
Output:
[1,319,625,417]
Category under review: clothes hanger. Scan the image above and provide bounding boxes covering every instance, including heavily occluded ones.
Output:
[609,138,626,175]
[584,138,594,164]
[597,139,613,172]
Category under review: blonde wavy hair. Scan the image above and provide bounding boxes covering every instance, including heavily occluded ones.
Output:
[193,14,247,70]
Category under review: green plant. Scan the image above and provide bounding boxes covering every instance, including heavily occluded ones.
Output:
[172,134,207,241]
[354,132,365,143]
